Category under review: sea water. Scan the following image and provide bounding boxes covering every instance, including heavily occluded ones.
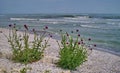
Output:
[0,13,120,55]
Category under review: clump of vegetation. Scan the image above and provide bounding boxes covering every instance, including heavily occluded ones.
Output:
[20,67,32,73]
[20,67,27,73]
[5,24,50,64]
[57,29,95,70]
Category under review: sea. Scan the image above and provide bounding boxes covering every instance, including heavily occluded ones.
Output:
[0,13,120,56]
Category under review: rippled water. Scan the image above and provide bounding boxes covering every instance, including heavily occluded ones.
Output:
[0,14,120,55]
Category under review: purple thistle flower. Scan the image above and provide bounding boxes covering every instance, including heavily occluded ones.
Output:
[33,29,35,32]
[78,34,80,37]
[88,38,91,41]
[49,34,53,38]
[24,24,28,30]
[50,35,52,38]
[94,44,96,47]
[9,24,12,27]
[76,29,79,32]
[78,42,80,45]
[66,42,69,44]
[81,41,84,44]
[45,26,48,29]
[66,32,69,36]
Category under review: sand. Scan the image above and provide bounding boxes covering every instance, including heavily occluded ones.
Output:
[0,28,120,73]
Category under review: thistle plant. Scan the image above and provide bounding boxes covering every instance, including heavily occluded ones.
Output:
[5,24,50,64]
[57,30,95,70]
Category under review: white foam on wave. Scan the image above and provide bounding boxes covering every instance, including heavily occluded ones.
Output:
[64,16,89,20]
[39,17,92,24]
[10,18,37,21]
[80,25,100,29]
[39,19,65,24]
[106,22,116,25]
[63,17,96,23]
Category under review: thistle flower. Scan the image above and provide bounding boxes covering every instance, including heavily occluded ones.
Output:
[50,35,52,38]
[24,24,28,30]
[88,38,91,41]
[78,34,80,37]
[66,42,69,44]
[81,41,84,44]
[9,24,12,27]
[45,26,48,29]
[94,44,96,47]
[66,32,69,36]
[32,28,35,32]
[78,42,80,45]
[49,34,52,38]
[76,29,79,32]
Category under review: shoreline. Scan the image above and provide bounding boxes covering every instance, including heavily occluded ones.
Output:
[0,27,120,73]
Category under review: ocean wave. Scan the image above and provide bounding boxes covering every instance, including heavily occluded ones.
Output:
[10,18,38,21]
[39,18,95,24]
[80,25,100,29]
[88,14,120,19]
[39,19,65,24]
[64,16,89,20]
[106,22,116,25]
[42,14,120,19]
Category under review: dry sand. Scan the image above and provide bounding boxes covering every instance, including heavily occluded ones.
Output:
[0,28,120,73]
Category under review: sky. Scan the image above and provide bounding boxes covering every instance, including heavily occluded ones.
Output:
[0,0,120,14]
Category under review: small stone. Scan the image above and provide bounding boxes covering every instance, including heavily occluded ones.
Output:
[61,70,71,73]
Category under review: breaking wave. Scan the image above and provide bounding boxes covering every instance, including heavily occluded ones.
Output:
[80,25,100,29]
[10,18,37,21]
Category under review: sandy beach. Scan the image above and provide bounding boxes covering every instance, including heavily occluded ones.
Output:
[0,28,120,73]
